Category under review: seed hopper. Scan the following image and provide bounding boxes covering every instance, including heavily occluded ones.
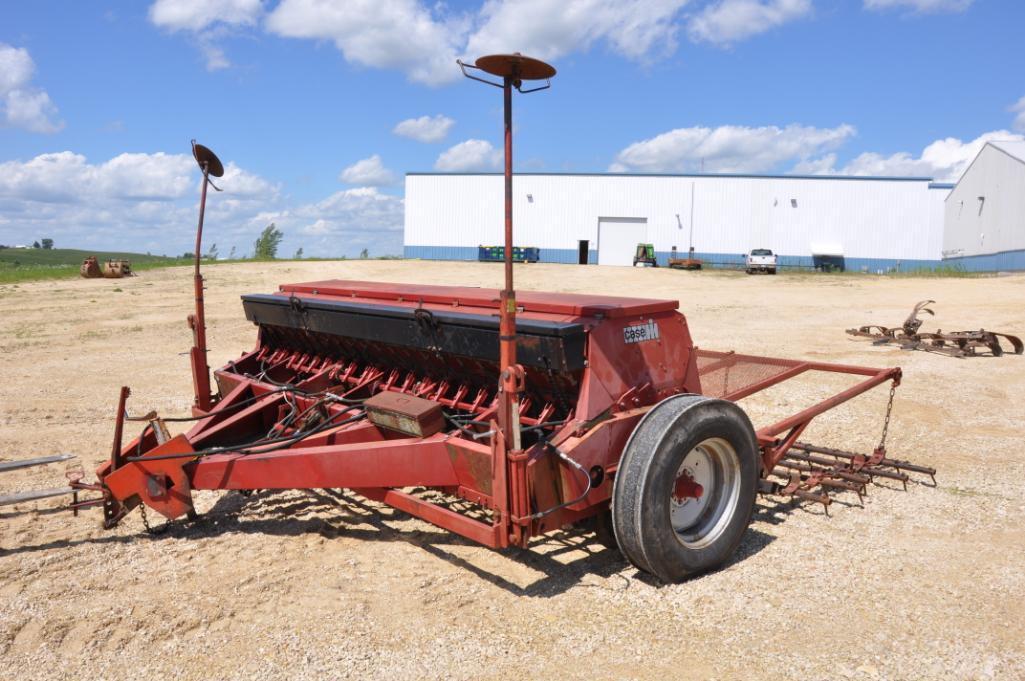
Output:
[3,55,935,582]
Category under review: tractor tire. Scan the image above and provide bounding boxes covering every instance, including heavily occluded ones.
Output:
[769,268,777,275]
[745,268,753,275]
[611,394,758,582]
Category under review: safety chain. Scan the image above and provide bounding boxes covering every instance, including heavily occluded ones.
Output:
[876,379,898,451]
[139,504,170,536]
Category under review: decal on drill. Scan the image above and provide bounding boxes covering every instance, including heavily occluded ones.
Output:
[624,320,660,344]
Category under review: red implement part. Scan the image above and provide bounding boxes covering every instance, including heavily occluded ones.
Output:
[364,391,444,437]
[92,276,925,550]
[75,54,933,570]
[673,471,704,502]
[277,280,679,319]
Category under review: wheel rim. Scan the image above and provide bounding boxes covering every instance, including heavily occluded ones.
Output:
[669,437,742,549]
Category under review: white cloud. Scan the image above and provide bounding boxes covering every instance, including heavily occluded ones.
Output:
[149,0,264,70]
[296,187,404,235]
[199,41,232,71]
[790,153,838,175]
[0,151,194,202]
[0,44,34,93]
[393,114,455,143]
[0,147,402,258]
[863,0,973,13]
[435,139,502,171]
[151,0,816,85]
[466,0,688,63]
[266,0,468,86]
[339,155,397,186]
[148,0,264,31]
[610,123,855,173]
[0,150,282,255]
[1010,96,1025,133]
[220,161,280,197]
[793,130,1025,182]
[280,187,405,256]
[0,43,63,133]
[688,0,812,46]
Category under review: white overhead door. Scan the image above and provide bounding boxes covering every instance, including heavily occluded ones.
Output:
[598,217,648,266]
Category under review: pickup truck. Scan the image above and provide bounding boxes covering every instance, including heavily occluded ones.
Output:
[746,248,777,275]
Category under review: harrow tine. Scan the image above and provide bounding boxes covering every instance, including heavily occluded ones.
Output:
[773,465,865,504]
[792,442,935,483]
[775,462,867,494]
[786,449,911,484]
[773,469,836,511]
[778,457,872,486]
[793,489,831,513]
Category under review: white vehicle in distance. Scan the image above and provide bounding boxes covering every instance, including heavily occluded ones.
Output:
[745,248,777,275]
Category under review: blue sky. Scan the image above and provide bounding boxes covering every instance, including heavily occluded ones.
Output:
[1,0,1023,258]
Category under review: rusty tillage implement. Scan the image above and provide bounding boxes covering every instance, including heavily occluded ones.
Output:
[80,256,133,278]
[695,350,935,513]
[4,54,935,583]
[847,300,1023,358]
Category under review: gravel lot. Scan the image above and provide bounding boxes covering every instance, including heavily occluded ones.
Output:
[1,260,1023,680]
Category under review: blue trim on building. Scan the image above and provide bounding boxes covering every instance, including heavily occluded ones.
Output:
[406,171,935,183]
[404,245,945,272]
[404,245,480,261]
[942,249,1025,272]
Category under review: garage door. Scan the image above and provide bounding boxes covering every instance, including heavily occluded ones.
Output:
[598,217,648,266]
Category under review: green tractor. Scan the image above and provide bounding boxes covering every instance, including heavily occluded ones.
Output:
[633,243,658,267]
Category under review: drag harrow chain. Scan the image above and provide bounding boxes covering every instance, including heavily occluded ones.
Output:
[765,442,937,512]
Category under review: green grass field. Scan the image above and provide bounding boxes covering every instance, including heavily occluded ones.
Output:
[0,247,181,283]
[0,247,404,284]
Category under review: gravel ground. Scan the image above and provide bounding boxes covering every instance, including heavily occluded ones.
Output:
[1,261,1023,680]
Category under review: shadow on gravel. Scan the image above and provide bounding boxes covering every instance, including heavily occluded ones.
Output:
[188,488,632,597]
[197,489,780,595]
[0,532,138,556]
[2,488,778,594]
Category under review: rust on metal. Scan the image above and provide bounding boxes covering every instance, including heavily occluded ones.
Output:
[80,256,132,278]
[18,53,939,580]
[192,142,224,178]
[80,256,101,278]
[847,300,1023,357]
[364,391,445,437]
[188,140,224,412]
[474,53,556,80]
[102,259,132,278]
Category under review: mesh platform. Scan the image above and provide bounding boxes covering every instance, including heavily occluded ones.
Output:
[694,349,802,401]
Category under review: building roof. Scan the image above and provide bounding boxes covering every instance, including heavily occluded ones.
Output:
[989,140,1025,164]
[944,140,1025,201]
[407,171,935,182]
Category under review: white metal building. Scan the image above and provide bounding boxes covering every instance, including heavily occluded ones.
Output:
[405,172,949,271]
[942,140,1025,271]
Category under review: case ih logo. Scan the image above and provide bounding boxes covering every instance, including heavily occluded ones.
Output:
[624,320,660,344]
